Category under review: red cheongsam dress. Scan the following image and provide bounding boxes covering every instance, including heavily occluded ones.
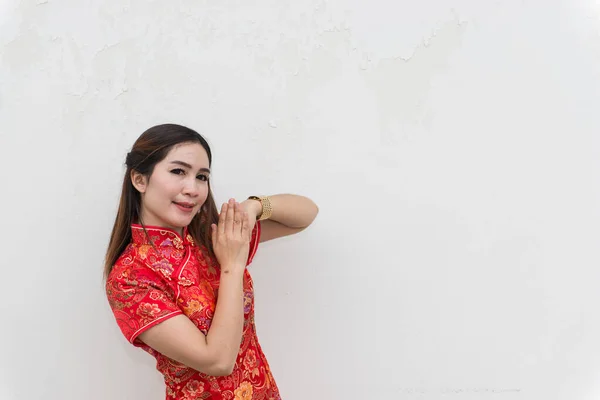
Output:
[105,222,281,400]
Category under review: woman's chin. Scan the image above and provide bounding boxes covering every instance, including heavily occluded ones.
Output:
[168,215,195,229]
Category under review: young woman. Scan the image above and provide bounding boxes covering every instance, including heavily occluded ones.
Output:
[104,124,318,399]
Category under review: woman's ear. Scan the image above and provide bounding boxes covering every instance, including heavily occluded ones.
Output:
[130,170,148,193]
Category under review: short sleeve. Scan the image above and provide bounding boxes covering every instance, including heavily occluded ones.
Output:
[106,267,183,345]
[246,221,261,266]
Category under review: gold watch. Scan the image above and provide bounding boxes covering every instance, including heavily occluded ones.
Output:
[247,195,273,221]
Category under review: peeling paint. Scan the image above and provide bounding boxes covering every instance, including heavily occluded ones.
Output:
[362,17,468,146]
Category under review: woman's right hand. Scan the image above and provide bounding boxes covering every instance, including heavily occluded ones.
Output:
[211,198,251,275]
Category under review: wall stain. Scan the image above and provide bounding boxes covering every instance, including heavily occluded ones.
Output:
[362,16,468,146]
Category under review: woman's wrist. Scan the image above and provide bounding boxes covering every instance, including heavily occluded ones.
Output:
[242,198,263,220]
[219,262,246,277]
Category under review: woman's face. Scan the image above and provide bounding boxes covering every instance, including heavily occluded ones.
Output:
[132,142,210,234]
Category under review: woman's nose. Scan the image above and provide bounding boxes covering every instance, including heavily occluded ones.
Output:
[182,178,200,196]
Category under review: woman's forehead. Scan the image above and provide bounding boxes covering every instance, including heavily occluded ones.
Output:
[164,142,210,166]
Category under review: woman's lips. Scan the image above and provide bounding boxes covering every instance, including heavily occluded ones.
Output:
[173,202,195,213]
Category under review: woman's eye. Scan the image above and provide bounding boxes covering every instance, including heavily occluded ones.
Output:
[171,169,185,175]
[197,175,208,181]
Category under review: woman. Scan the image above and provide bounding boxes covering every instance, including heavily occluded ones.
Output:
[104,123,318,399]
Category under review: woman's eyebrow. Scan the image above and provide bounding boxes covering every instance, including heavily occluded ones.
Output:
[169,160,210,173]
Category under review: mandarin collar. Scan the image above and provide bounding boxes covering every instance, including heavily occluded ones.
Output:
[130,224,195,249]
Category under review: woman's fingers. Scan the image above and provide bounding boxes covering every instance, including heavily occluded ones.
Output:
[236,204,249,238]
[218,202,227,237]
[216,199,249,241]
[233,203,243,232]
[211,200,251,268]
[225,198,235,236]
[241,210,250,240]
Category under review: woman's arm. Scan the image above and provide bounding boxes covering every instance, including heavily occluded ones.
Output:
[242,193,319,242]
[137,267,244,376]
[137,200,250,376]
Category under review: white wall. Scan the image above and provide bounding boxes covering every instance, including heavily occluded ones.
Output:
[1,0,599,399]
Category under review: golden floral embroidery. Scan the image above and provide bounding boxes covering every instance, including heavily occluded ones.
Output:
[138,244,151,260]
[172,235,184,249]
[149,291,163,301]
[178,276,193,287]
[234,382,253,400]
[137,302,161,321]
[186,234,195,246]
[243,349,259,377]
[182,380,205,399]
[182,299,202,315]
[243,350,256,369]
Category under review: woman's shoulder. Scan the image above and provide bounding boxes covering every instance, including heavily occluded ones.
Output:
[106,243,167,287]
[107,240,202,296]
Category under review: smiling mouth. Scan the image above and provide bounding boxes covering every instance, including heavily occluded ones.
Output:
[173,201,195,209]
